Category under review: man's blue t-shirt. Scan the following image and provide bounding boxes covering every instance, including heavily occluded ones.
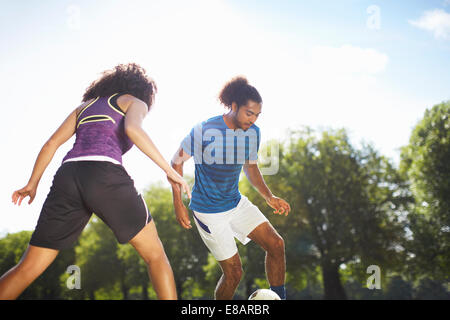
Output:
[181,115,261,213]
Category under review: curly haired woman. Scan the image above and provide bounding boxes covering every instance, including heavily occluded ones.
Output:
[0,63,190,300]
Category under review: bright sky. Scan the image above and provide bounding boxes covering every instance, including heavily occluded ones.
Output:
[1,0,449,235]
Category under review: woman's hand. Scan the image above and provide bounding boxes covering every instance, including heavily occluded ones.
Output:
[12,183,38,206]
[166,168,192,199]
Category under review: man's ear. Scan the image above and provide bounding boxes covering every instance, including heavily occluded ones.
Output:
[231,102,238,113]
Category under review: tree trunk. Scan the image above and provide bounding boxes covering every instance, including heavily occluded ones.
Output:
[141,281,149,300]
[321,261,347,300]
[121,281,129,300]
[245,278,254,300]
[175,279,183,299]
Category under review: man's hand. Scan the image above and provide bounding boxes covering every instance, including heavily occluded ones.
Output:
[265,195,291,216]
[174,204,192,229]
[167,175,192,229]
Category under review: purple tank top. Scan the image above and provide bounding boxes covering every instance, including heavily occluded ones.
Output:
[62,93,134,165]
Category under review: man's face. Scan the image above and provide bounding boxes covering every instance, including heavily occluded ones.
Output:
[233,100,262,130]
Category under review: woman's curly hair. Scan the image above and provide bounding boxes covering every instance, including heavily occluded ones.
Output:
[218,76,262,109]
[82,63,157,109]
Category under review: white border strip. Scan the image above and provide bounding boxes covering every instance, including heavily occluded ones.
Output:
[140,194,150,226]
[63,155,121,165]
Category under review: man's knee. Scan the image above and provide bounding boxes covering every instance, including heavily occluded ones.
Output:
[221,255,243,286]
[268,235,285,255]
[223,266,243,286]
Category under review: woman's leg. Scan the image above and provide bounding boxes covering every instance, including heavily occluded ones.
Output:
[0,245,59,300]
[128,220,177,300]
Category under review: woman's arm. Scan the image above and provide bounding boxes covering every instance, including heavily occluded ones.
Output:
[124,98,191,198]
[12,106,80,206]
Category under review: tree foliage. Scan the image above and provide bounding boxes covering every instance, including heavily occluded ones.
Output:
[242,127,410,299]
[400,101,450,281]
[1,102,449,299]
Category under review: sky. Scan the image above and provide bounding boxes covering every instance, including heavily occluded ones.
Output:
[0,0,449,235]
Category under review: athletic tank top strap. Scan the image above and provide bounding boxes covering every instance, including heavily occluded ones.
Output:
[62,93,134,165]
[108,92,127,116]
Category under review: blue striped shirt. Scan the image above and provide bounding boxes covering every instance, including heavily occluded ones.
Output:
[181,115,261,213]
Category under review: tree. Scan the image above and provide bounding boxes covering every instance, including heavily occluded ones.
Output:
[243,128,408,299]
[384,276,413,300]
[0,231,75,299]
[142,182,210,299]
[116,243,150,299]
[73,217,122,299]
[413,278,450,300]
[400,101,450,281]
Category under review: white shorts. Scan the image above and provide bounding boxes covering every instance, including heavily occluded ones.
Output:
[192,195,268,261]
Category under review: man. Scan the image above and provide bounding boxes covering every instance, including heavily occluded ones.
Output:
[168,76,291,300]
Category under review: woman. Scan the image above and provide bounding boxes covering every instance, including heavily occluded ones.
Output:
[0,63,190,300]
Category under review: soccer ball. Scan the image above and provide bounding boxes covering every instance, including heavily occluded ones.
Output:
[248,289,281,300]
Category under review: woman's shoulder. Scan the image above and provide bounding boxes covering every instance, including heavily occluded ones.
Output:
[75,98,97,117]
[117,94,148,113]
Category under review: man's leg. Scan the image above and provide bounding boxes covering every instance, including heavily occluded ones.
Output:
[215,253,243,300]
[0,245,59,300]
[247,221,286,298]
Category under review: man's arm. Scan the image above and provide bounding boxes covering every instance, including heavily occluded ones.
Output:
[243,163,291,216]
[169,146,193,229]
[243,163,273,201]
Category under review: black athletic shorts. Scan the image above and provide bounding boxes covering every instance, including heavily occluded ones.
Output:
[29,161,152,250]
